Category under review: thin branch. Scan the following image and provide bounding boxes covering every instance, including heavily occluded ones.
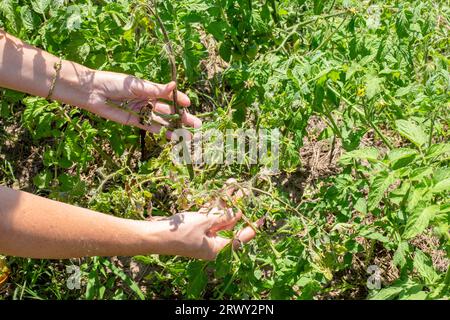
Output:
[146,1,182,126]
[145,0,194,179]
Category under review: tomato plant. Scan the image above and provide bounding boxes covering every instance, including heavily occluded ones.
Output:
[0,0,448,300]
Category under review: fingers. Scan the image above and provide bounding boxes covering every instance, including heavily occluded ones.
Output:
[181,111,202,129]
[135,121,164,134]
[153,101,202,129]
[213,216,265,255]
[100,102,199,140]
[208,208,242,234]
[224,178,238,198]
[217,178,248,208]
[163,81,191,107]
[136,80,191,107]
[232,216,265,248]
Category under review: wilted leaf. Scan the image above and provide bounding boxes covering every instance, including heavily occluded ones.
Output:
[0,256,10,287]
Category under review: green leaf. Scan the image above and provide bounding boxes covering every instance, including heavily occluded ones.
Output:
[395,84,418,97]
[393,241,409,268]
[432,178,450,193]
[400,290,428,300]
[354,197,367,215]
[214,244,232,278]
[403,205,439,239]
[31,0,50,15]
[398,283,427,300]
[387,148,418,169]
[406,187,427,213]
[368,172,395,210]
[101,258,145,300]
[396,10,410,38]
[186,261,207,298]
[359,230,390,243]
[339,147,380,165]
[369,286,404,300]
[207,21,229,42]
[426,143,450,160]
[219,41,232,62]
[33,170,51,189]
[0,0,18,32]
[413,250,439,284]
[109,133,125,156]
[20,6,36,31]
[345,62,361,80]
[365,74,383,99]
[395,119,428,148]
[313,0,324,15]
[369,279,422,300]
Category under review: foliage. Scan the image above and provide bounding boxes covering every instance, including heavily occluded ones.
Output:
[0,0,449,300]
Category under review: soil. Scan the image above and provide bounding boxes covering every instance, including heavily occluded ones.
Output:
[411,231,449,273]
[272,116,343,205]
[0,107,44,192]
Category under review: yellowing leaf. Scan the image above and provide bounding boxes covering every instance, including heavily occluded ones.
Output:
[0,256,10,287]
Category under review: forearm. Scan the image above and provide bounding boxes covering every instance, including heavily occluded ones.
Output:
[0,186,163,259]
[0,30,94,108]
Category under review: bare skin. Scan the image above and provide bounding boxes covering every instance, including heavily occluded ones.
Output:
[0,30,259,260]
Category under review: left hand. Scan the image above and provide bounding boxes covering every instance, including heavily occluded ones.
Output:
[83,70,202,137]
[146,181,263,260]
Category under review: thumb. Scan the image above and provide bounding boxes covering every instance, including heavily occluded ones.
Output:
[164,81,176,94]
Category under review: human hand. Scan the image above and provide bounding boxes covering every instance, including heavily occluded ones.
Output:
[147,182,264,260]
[81,70,202,138]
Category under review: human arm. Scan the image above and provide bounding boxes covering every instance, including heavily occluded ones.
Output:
[0,186,259,260]
[0,29,201,135]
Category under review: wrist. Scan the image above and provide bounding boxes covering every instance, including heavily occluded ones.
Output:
[51,59,97,109]
[143,218,201,257]
[143,219,182,255]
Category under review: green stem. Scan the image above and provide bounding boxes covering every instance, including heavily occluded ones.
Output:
[309,15,347,54]
[327,84,394,150]
[268,0,279,25]
[428,112,436,148]
[274,10,348,52]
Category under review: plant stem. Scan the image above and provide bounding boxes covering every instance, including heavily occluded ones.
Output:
[327,84,394,150]
[146,0,194,179]
[309,15,347,55]
[274,10,348,53]
[146,1,181,126]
